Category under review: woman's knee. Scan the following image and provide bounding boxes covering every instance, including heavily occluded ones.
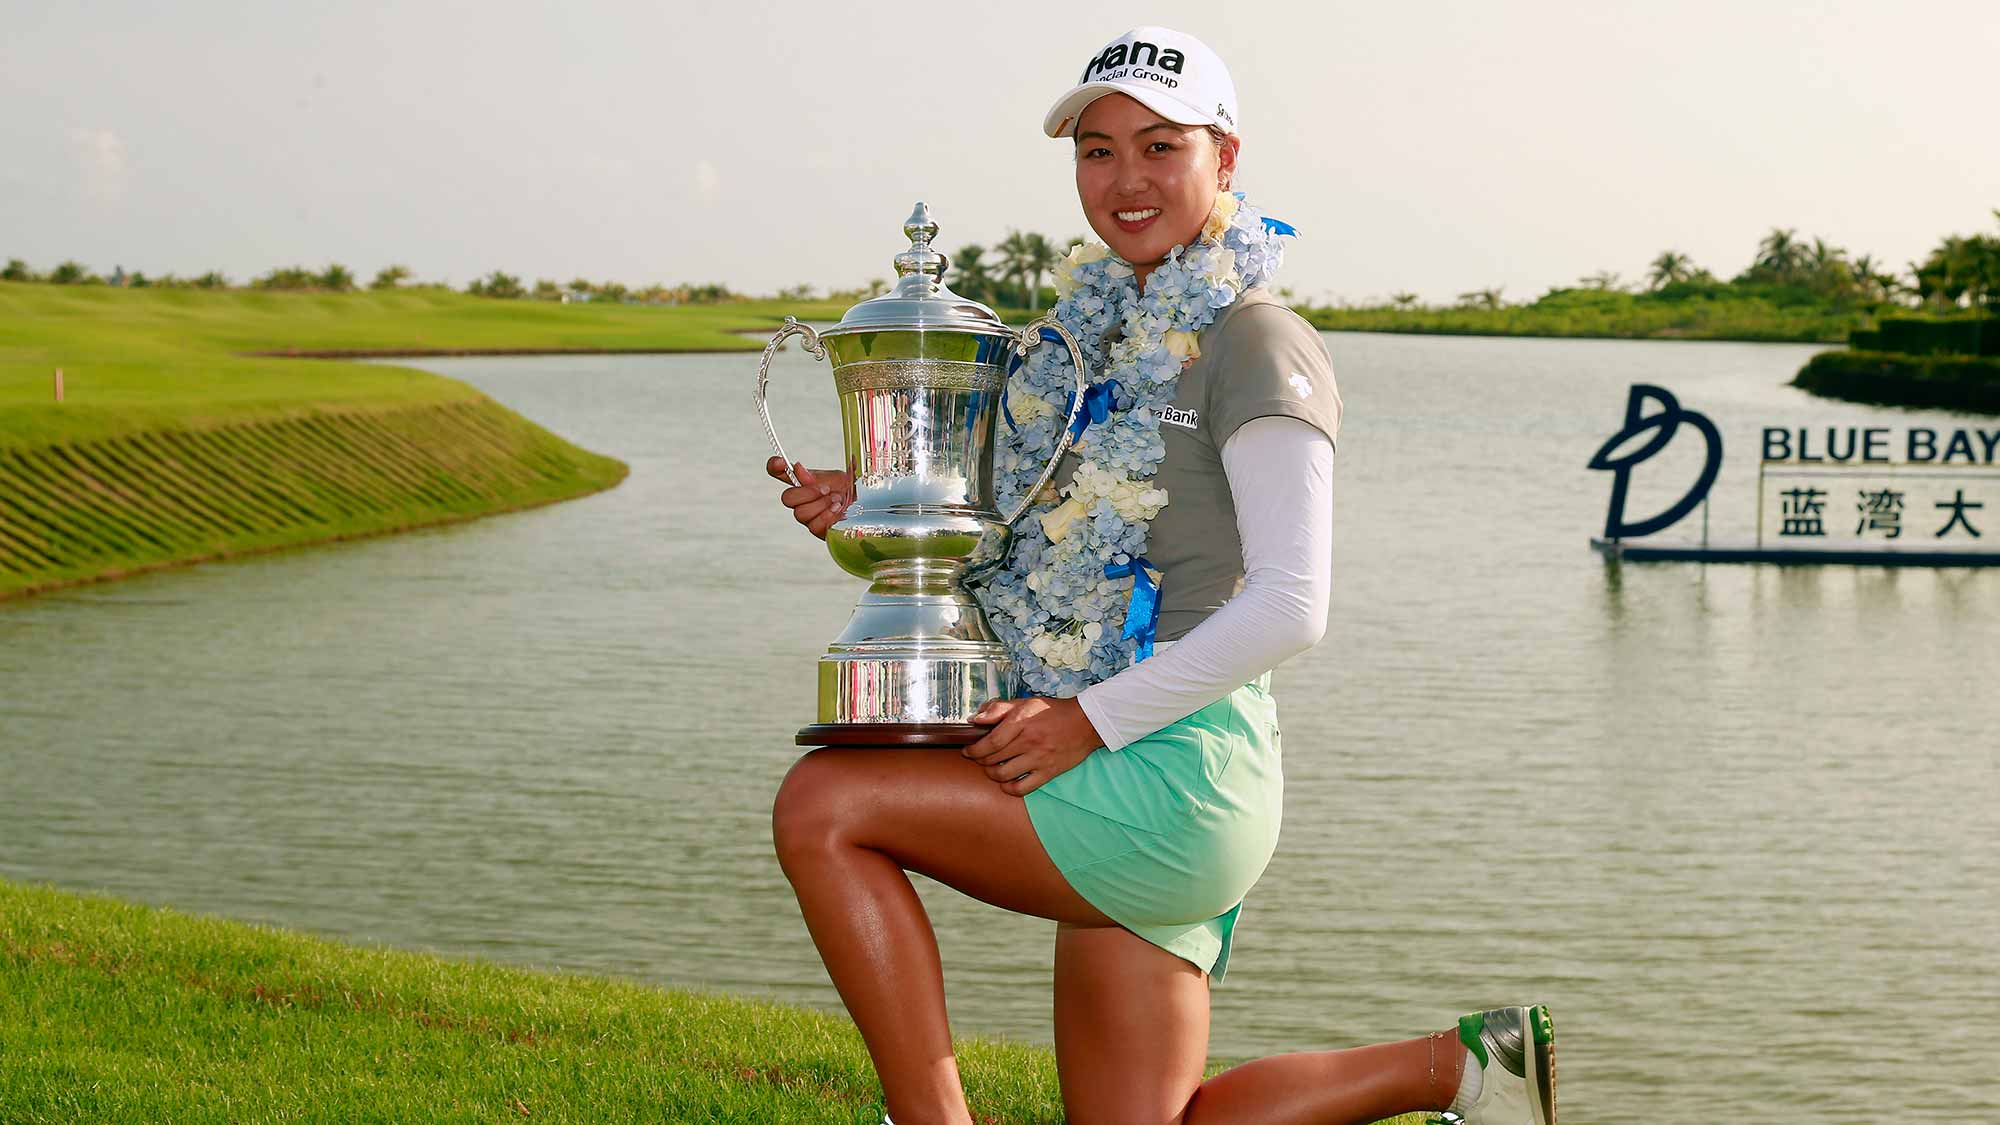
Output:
[771,748,855,872]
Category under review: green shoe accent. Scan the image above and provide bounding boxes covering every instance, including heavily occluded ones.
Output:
[1531,1004,1554,1047]
[1458,1012,1489,1068]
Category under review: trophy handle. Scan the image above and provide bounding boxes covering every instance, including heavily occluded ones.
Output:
[999,316,1089,527]
[755,316,827,487]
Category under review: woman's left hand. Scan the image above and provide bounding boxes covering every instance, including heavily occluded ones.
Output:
[963,697,1103,797]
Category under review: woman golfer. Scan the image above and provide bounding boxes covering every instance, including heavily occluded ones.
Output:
[767,25,1557,1125]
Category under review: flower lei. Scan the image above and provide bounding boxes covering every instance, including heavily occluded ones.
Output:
[975,192,1294,696]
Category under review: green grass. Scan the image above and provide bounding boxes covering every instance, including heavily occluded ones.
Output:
[1302,287,1864,343]
[0,283,862,595]
[1,880,1429,1124]
[0,282,843,447]
[0,398,629,599]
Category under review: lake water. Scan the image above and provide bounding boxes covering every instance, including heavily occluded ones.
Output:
[3,333,1995,1122]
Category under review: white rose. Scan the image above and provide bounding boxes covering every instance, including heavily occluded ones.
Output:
[1007,381,1056,424]
[1067,242,1109,268]
[1202,192,1240,242]
[1163,330,1201,362]
[1038,496,1088,543]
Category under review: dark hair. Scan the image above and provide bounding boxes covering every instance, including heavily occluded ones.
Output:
[1207,126,1236,189]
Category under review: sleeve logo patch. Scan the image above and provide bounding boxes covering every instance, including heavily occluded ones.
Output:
[1288,371,1315,398]
[1158,405,1200,430]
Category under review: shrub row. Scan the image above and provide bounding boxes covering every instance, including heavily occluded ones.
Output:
[1848,316,2000,356]
[1792,350,2000,414]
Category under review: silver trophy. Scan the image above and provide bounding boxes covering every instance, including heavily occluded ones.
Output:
[757,203,1086,747]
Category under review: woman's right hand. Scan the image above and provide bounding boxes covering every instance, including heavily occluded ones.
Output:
[766,456,855,540]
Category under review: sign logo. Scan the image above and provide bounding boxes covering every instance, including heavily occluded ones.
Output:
[1287,371,1314,398]
[1158,405,1199,430]
[1587,384,1723,539]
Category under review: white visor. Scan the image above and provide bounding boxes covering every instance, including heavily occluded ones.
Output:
[1042,26,1238,139]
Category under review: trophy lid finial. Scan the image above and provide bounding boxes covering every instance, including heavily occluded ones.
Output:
[893,201,947,284]
[820,202,1008,338]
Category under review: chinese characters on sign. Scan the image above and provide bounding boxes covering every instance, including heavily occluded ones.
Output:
[1763,475,1993,545]
[1856,488,1903,538]
[1774,485,1986,539]
[1778,487,1826,536]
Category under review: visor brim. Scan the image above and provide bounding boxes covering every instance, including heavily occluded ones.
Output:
[1042,81,1226,139]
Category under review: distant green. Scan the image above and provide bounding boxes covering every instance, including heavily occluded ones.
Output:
[0,282,842,447]
[0,880,1428,1125]
[1302,284,1862,343]
[1302,218,2000,344]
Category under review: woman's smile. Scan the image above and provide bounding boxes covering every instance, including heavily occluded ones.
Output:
[1114,207,1163,233]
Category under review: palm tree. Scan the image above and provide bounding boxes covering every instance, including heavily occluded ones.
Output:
[1647,251,1693,290]
[995,230,1034,307]
[951,243,996,304]
[1847,254,1893,305]
[1455,286,1504,310]
[1390,291,1420,309]
[1022,232,1059,307]
[1805,238,1852,295]
[1579,270,1624,292]
[1754,228,1806,284]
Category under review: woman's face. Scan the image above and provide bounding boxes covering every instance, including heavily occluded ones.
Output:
[1073,94,1238,276]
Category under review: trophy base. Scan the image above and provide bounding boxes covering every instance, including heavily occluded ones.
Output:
[796,723,986,748]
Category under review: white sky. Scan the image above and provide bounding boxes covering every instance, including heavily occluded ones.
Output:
[3,0,1996,304]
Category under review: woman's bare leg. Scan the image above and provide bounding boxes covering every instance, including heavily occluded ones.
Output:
[1054,922,1466,1125]
[770,747,1118,1125]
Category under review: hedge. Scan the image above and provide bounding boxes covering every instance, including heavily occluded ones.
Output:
[1793,349,2000,413]
[1850,316,1999,357]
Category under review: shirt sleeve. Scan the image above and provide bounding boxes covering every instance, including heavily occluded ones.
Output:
[1075,416,1333,750]
[1204,301,1344,452]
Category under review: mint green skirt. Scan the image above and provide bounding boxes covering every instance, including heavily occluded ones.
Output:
[1024,676,1282,982]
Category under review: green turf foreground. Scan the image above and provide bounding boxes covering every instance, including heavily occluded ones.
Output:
[0,881,1431,1124]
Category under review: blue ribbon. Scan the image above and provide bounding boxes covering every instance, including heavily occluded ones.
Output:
[1231,192,1298,237]
[1068,379,1123,439]
[1103,556,1162,662]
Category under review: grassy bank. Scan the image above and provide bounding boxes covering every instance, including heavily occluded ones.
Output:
[1792,349,2000,413]
[0,880,1427,1124]
[0,283,845,447]
[0,283,865,596]
[1302,286,1863,343]
[0,398,628,599]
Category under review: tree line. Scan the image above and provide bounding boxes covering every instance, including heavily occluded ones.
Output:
[0,259,746,306]
[9,212,1993,314]
[1412,212,2000,315]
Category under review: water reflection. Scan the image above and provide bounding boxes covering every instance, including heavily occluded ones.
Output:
[1,335,1995,1122]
